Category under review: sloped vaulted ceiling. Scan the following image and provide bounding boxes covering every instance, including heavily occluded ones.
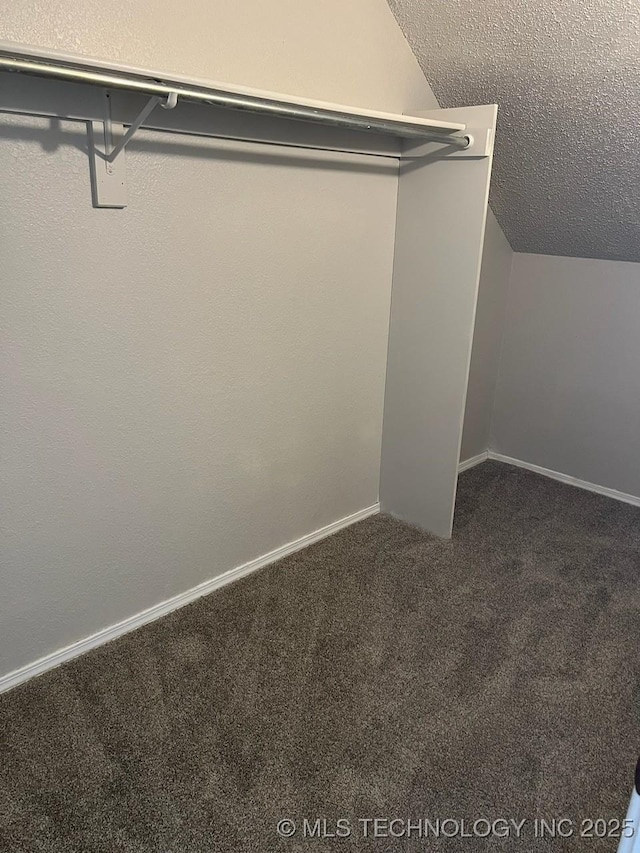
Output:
[387,0,640,262]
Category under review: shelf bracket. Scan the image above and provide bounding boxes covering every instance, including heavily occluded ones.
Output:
[88,90,178,208]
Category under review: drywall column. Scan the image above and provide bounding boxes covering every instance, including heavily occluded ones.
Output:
[380,104,497,538]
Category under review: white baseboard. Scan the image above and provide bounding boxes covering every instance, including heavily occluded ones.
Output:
[458,451,489,473]
[460,449,640,508]
[487,451,640,509]
[0,502,380,695]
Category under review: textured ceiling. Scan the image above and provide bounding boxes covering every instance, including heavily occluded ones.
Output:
[387,0,640,261]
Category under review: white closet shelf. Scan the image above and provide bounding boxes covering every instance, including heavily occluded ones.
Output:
[0,41,468,143]
[0,41,484,208]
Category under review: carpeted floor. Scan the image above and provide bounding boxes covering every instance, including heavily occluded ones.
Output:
[1,461,639,851]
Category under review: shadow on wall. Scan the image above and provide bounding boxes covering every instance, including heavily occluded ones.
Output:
[0,116,399,177]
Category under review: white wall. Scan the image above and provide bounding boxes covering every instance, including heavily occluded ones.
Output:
[381,104,498,537]
[460,209,513,461]
[491,252,640,497]
[0,0,440,679]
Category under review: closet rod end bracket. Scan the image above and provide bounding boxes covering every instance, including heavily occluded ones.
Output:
[401,127,493,161]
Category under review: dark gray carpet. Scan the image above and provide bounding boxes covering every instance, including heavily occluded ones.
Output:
[1,461,639,852]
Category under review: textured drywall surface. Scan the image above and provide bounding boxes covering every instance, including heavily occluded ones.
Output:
[0,0,441,678]
[460,209,513,461]
[387,0,640,262]
[0,118,397,678]
[492,253,640,496]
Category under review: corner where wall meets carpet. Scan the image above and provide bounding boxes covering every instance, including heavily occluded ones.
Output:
[0,503,380,693]
[0,460,637,851]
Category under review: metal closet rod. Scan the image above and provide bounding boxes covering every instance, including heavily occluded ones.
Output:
[0,51,471,149]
